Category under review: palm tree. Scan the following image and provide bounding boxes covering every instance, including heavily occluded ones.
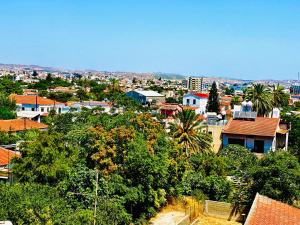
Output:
[109,78,120,92]
[245,84,272,116]
[170,109,212,156]
[230,96,241,108]
[272,84,289,108]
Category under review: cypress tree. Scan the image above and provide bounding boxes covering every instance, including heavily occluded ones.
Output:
[206,81,220,113]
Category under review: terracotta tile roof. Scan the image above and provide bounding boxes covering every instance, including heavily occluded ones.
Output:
[0,147,20,166]
[222,117,280,137]
[191,92,209,98]
[245,193,300,225]
[0,119,48,132]
[10,94,64,105]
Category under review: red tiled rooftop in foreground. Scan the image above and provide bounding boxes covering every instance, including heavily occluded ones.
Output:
[0,147,20,166]
[0,119,48,132]
[245,193,300,225]
[222,117,280,137]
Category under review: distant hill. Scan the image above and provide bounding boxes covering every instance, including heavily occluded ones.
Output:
[154,72,186,80]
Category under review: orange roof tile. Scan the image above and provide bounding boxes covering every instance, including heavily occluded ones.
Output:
[245,193,300,225]
[222,117,280,137]
[10,94,64,105]
[0,119,48,132]
[0,147,20,166]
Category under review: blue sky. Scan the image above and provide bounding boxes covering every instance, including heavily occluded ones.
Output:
[1,0,300,80]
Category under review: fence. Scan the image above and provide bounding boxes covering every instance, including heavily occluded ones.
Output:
[204,200,246,222]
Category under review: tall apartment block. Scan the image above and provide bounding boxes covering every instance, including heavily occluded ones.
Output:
[184,76,207,92]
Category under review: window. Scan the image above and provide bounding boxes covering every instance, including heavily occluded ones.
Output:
[253,140,264,153]
[186,99,190,105]
[58,108,62,114]
[31,108,35,111]
[41,107,44,112]
[228,138,245,146]
[193,99,196,105]
[22,107,25,111]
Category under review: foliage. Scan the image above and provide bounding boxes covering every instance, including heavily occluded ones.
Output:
[250,150,300,204]
[0,183,73,224]
[28,73,71,90]
[0,76,23,95]
[206,81,220,113]
[182,153,232,201]
[13,132,80,185]
[225,87,234,95]
[282,114,300,161]
[0,93,17,119]
[272,84,289,108]
[166,97,179,103]
[245,84,272,116]
[47,91,75,102]
[230,96,241,108]
[170,109,212,156]
[220,144,258,176]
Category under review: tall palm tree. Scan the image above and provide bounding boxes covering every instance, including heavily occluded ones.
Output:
[170,109,212,156]
[245,84,272,116]
[272,84,289,108]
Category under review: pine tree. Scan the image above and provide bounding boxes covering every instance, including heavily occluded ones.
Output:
[206,81,220,113]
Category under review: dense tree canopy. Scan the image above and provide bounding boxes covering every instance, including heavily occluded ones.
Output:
[206,81,220,113]
[0,93,17,119]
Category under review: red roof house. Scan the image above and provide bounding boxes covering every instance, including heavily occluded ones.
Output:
[245,193,300,225]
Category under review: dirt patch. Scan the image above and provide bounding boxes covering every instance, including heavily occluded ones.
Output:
[150,211,185,225]
[196,213,242,225]
[150,197,242,225]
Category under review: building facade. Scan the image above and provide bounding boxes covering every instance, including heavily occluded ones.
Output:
[182,92,209,114]
[126,90,165,105]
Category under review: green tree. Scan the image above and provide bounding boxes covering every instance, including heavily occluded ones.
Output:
[245,84,272,116]
[170,109,212,156]
[230,96,241,108]
[206,81,220,113]
[272,84,289,108]
[225,87,234,95]
[0,93,17,119]
[76,89,89,101]
[0,183,74,224]
[13,132,79,185]
[0,76,23,94]
[250,150,300,204]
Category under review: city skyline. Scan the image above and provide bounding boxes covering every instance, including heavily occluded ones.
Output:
[1,1,300,80]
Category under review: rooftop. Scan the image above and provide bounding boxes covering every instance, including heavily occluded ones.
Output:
[134,90,164,97]
[0,147,20,166]
[10,94,64,105]
[187,92,209,98]
[0,119,48,132]
[222,117,280,137]
[245,193,300,225]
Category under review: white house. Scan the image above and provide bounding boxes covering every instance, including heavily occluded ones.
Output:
[182,92,209,114]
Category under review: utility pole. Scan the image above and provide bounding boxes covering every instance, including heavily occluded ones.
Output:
[93,170,99,225]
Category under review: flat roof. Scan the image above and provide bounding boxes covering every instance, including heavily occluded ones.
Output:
[133,90,164,97]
